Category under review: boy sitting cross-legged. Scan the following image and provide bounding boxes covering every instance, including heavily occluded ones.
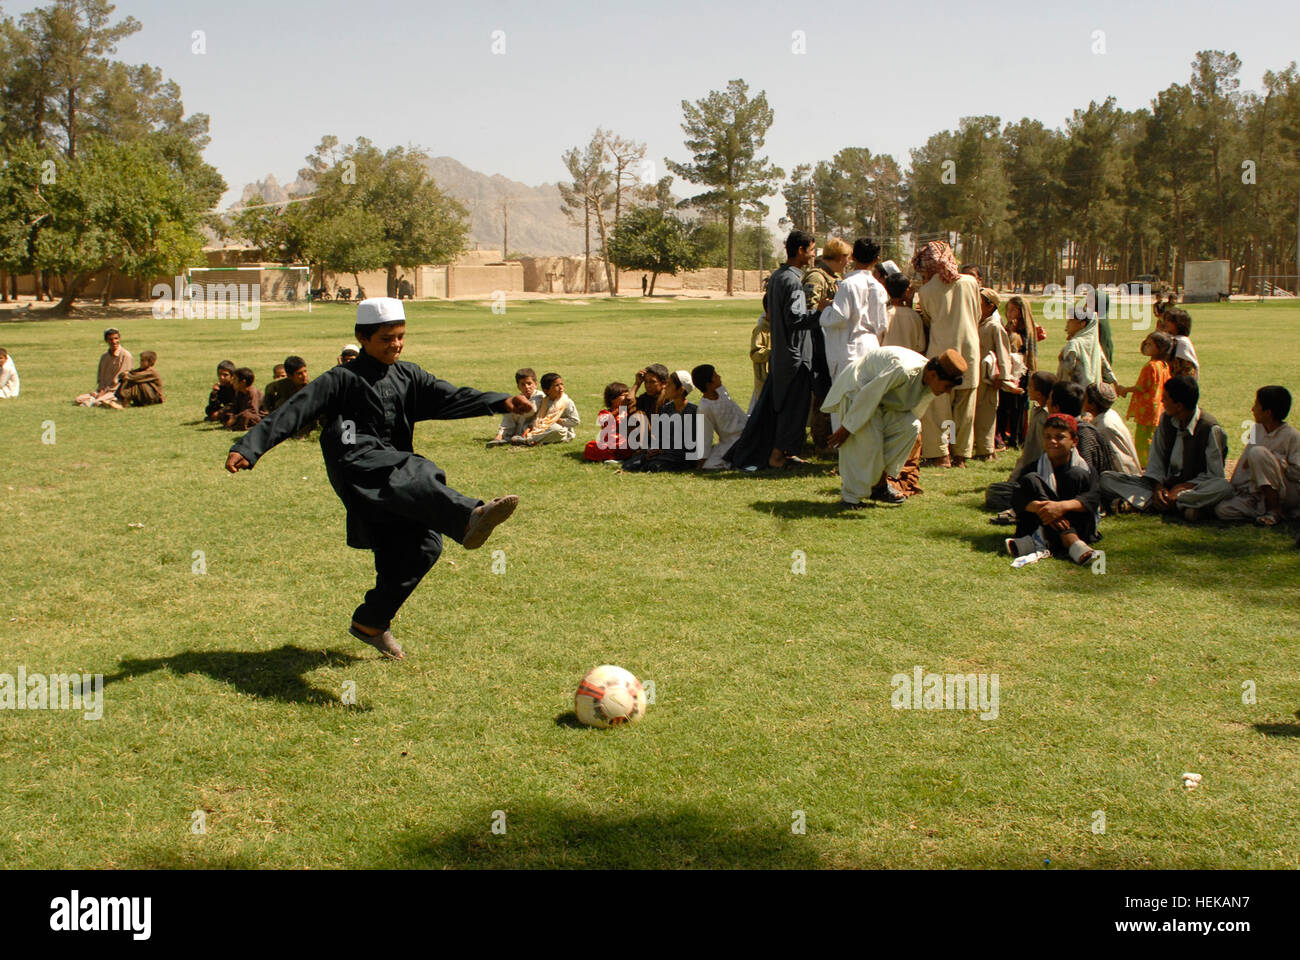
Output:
[488,368,543,447]
[1005,413,1101,566]
[1215,385,1300,527]
[513,372,579,446]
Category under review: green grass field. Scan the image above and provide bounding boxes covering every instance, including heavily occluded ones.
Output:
[1,295,1298,869]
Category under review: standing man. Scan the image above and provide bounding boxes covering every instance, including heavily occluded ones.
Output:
[913,241,981,467]
[822,238,890,391]
[803,237,851,452]
[823,347,967,506]
[728,231,823,468]
[225,298,535,660]
[74,328,133,406]
[974,288,1020,460]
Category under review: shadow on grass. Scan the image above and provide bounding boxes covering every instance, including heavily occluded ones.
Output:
[125,847,268,869]
[1252,721,1300,737]
[553,711,585,728]
[103,644,370,707]
[382,802,825,869]
[751,499,877,520]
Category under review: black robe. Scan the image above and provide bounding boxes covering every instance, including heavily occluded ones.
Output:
[232,352,509,550]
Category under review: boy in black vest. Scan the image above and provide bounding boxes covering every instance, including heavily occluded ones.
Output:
[1099,375,1231,521]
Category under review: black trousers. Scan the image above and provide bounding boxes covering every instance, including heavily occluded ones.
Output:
[349,457,482,630]
[1012,473,1098,550]
[622,452,695,472]
[772,367,813,455]
[353,523,444,630]
[725,367,813,468]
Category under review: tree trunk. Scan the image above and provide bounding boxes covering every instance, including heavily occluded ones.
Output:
[649,272,658,296]
[49,270,96,317]
[594,202,616,297]
[583,200,591,294]
[726,205,735,296]
[353,273,366,299]
[386,264,398,298]
[101,268,114,307]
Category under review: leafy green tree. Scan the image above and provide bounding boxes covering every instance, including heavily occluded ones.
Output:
[606,204,701,295]
[298,136,469,297]
[33,135,221,315]
[667,79,783,294]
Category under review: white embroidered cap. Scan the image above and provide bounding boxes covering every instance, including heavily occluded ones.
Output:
[356,297,406,327]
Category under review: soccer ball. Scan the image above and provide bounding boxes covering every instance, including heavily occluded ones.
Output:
[574,665,647,728]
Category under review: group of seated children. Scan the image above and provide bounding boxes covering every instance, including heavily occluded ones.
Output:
[581,362,749,471]
[996,366,1299,565]
[488,368,580,447]
[205,355,312,430]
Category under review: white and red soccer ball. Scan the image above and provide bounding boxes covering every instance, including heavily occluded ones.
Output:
[574,665,647,728]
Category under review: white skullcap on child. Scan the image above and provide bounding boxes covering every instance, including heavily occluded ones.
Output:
[356,297,406,327]
[674,369,694,394]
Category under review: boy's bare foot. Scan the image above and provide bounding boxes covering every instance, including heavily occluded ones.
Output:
[348,622,405,660]
[463,495,519,549]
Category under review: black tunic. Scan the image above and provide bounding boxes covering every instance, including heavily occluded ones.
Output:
[231,351,510,550]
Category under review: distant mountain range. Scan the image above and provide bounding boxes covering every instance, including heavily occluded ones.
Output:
[231,157,587,256]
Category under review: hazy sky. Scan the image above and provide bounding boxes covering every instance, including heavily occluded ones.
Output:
[10,0,1300,214]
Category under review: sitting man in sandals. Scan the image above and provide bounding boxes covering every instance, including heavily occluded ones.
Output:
[1214,385,1300,527]
[1099,375,1232,522]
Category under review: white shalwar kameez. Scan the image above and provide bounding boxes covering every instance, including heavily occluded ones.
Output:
[821,346,935,505]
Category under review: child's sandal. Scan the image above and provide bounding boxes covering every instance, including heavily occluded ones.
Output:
[1255,512,1280,527]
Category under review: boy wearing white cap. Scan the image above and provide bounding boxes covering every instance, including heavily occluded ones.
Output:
[225,298,536,659]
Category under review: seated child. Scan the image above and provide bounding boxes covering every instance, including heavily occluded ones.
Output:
[0,347,19,398]
[584,381,643,462]
[272,363,286,381]
[107,350,165,408]
[1114,330,1171,468]
[1159,307,1198,378]
[1084,383,1140,475]
[1052,380,1112,480]
[513,372,579,446]
[691,363,747,470]
[633,363,670,417]
[220,367,264,432]
[1099,374,1231,521]
[623,370,701,473]
[1004,413,1101,565]
[205,360,236,421]
[489,368,543,446]
[1215,385,1300,526]
[987,370,1057,515]
[263,355,310,414]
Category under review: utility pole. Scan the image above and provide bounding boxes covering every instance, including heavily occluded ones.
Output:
[503,199,509,261]
[808,182,816,236]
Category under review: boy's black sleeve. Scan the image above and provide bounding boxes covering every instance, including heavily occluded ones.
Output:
[231,371,341,466]
[413,368,511,421]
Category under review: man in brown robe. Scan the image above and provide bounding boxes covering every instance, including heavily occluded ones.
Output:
[74,328,133,406]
